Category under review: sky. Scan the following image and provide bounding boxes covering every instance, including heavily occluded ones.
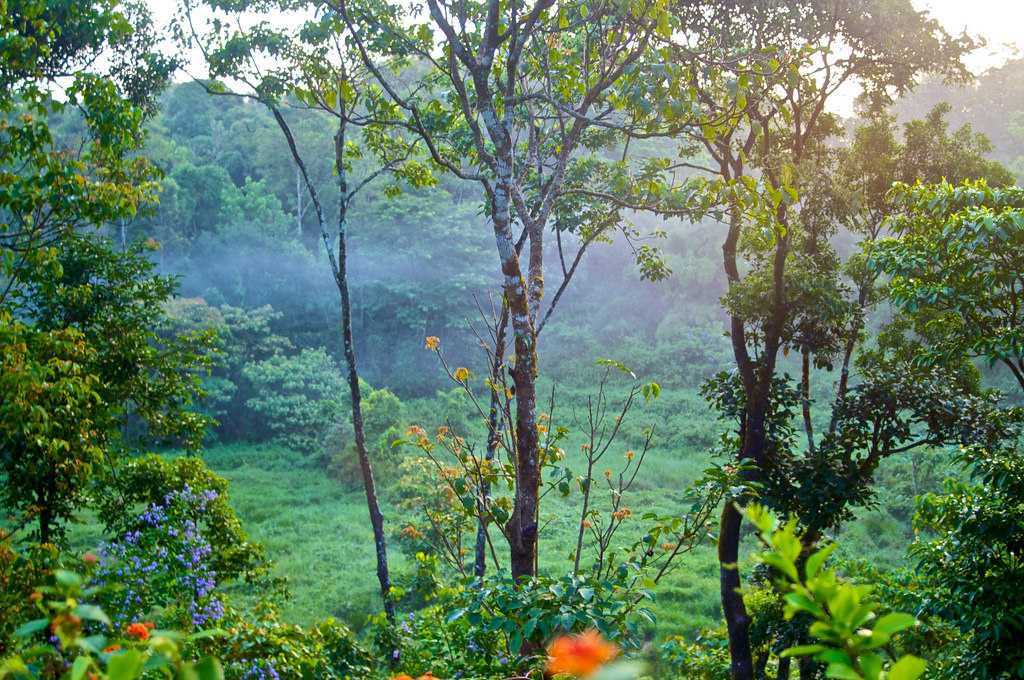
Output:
[149,0,1022,114]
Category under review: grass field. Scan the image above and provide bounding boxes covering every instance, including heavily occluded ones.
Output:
[169,380,920,641]
[60,374,929,644]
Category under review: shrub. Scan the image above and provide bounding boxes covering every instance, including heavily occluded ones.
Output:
[208,605,373,680]
[96,454,267,584]
[93,485,225,630]
[1,568,222,680]
[244,348,346,454]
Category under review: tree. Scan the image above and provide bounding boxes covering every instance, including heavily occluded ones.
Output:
[872,181,1024,392]
[0,320,108,543]
[610,3,975,675]
[340,0,681,581]
[176,0,437,623]
[0,0,184,543]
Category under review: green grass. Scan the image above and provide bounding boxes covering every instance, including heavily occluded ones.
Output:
[182,382,918,641]
[57,379,922,644]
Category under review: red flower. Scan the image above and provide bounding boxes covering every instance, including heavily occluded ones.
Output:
[546,630,618,677]
[126,622,150,641]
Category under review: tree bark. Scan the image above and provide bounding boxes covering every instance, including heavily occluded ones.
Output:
[801,347,815,454]
[334,114,395,624]
[719,501,753,680]
[475,304,509,579]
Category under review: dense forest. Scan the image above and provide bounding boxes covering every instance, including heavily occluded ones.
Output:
[2,1,1024,679]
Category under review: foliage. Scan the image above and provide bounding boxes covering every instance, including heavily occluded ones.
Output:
[911,432,1024,679]
[0,540,60,656]
[14,234,216,450]
[746,504,928,680]
[205,605,372,680]
[0,568,222,680]
[242,348,347,455]
[159,299,292,441]
[374,604,510,680]
[92,485,226,630]
[0,317,110,543]
[447,572,648,657]
[95,454,267,585]
[872,180,1024,391]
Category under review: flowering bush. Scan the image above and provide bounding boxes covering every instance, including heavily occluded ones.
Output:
[93,484,225,630]
[0,568,222,680]
[96,454,267,584]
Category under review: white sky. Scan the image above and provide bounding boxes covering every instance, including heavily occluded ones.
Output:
[148,0,1022,114]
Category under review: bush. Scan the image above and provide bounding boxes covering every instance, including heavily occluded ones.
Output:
[243,348,347,454]
[208,605,373,680]
[93,485,225,630]
[96,454,266,584]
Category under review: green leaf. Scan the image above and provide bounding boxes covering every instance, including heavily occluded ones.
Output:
[805,543,837,579]
[872,613,917,636]
[108,650,145,680]
[780,644,827,657]
[824,662,862,679]
[14,619,48,639]
[860,652,883,680]
[70,655,91,680]
[54,570,82,589]
[194,656,224,680]
[888,655,926,680]
[73,604,110,626]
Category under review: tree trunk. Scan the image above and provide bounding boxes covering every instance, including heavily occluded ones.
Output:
[801,348,814,454]
[777,654,791,680]
[334,117,395,624]
[719,501,754,680]
[475,305,509,579]
[489,167,540,581]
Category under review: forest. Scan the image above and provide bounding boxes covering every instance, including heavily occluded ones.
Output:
[2,0,1024,679]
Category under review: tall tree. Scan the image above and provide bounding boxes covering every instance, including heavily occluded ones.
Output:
[0,0,185,543]
[601,3,975,676]
[176,0,436,623]
[339,0,680,580]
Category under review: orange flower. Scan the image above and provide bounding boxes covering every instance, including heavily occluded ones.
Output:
[390,675,414,680]
[83,552,98,565]
[546,630,618,677]
[126,622,150,641]
[142,621,155,630]
[103,644,121,653]
[417,674,440,680]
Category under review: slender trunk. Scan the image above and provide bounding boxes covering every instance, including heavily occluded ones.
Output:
[296,163,303,236]
[801,348,814,454]
[509,354,540,580]
[334,116,394,624]
[717,193,787,680]
[830,284,869,434]
[719,501,753,680]
[572,457,595,574]
[755,650,769,679]
[475,305,509,579]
